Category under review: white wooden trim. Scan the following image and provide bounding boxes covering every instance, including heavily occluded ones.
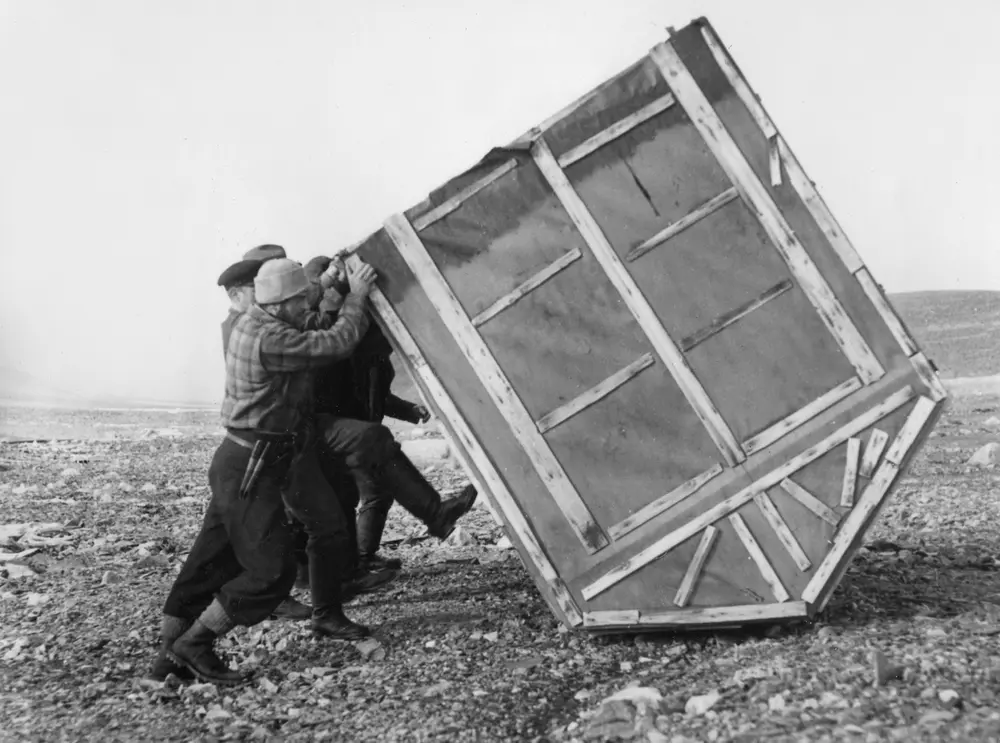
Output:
[359,280,583,625]
[859,429,889,478]
[779,478,840,526]
[626,187,738,262]
[536,352,655,434]
[471,247,582,328]
[583,609,641,627]
[681,279,793,352]
[557,94,676,168]
[532,137,746,467]
[410,159,518,232]
[885,397,936,465]
[768,136,782,186]
[581,385,915,600]
[674,526,719,607]
[699,25,777,138]
[608,463,723,541]
[729,513,790,602]
[742,377,862,456]
[909,353,948,403]
[637,601,808,626]
[650,42,884,386]
[775,137,865,273]
[855,267,919,357]
[840,437,861,507]
[383,214,609,553]
[699,24,865,274]
[802,399,932,603]
[753,492,811,571]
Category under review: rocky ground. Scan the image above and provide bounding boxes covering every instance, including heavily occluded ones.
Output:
[1,391,1000,742]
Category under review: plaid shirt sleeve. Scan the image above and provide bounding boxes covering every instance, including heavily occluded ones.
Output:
[259,294,371,372]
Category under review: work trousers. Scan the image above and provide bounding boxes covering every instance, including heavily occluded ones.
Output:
[163,437,297,625]
[281,444,354,617]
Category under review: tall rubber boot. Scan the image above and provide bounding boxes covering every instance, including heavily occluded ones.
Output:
[378,453,478,538]
[356,485,402,570]
[168,600,247,686]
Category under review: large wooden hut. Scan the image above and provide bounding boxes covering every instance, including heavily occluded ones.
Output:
[344,17,946,630]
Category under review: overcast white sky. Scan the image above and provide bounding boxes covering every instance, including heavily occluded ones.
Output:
[1,0,998,405]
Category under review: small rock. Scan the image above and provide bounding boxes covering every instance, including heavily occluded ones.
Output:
[872,649,905,686]
[919,709,956,725]
[118,482,134,493]
[141,483,157,493]
[204,707,232,722]
[60,468,80,478]
[574,689,592,701]
[984,416,1000,427]
[685,690,720,716]
[495,536,513,550]
[137,679,162,691]
[926,627,947,638]
[483,631,499,643]
[444,526,477,547]
[939,689,961,707]
[817,626,836,641]
[967,443,1000,466]
[101,571,121,585]
[4,564,36,579]
[356,638,385,661]
[133,554,170,570]
[25,592,50,607]
[768,694,786,713]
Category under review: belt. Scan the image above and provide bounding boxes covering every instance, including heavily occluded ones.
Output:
[225,429,296,449]
[225,429,296,500]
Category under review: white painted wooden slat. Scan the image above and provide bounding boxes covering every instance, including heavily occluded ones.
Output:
[558,94,676,168]
[779,479,840,526]
[729,513,790,602]
[674,526,719,607]
[626,188,738,262]
[608,463,723,540]
[754,493,811,571]
[472,248,582,328]
[411,159,518,232]
[635,601,808,626]
[859,429,889,478]
[841,437,861,507]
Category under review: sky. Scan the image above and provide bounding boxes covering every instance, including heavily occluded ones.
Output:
[1,0,998,406]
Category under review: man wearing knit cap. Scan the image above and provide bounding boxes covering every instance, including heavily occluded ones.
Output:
[302,254,478,575]
[151,257,377,685]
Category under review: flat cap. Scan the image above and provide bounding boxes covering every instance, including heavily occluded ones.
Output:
[217,259,264,290]
[243,244,287,262]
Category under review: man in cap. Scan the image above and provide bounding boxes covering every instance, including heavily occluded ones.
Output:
[151,258,377,685]
[302,254,478,575]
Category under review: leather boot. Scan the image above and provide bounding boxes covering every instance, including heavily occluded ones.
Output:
[168,620,246,686]
[312,607,371,641]
[357,495,402,570]
[359,552,402,571]
[377,452,444,528]
[342,566,399,603]
[148,616,194,682]
[429,485,478,540]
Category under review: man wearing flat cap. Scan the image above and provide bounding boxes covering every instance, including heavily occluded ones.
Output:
[217,259,263,354]
[150,258,378,685]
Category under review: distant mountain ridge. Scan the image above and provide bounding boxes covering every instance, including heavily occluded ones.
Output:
[2,290,997,408]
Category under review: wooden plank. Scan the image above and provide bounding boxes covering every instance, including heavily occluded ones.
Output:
[699,25,777,138]
[802,398,932,603]
[626,187,739,262]
[729,513,790,602]
[650,42,884,386]
[779,478,840,526]
[383,213,609,553]
[558,94,676,168]
[536,352,655,434]
[885,397,937,465]
[909,353,948,403]
[775,137,865,273]
[699,24,864,274]
[532,138,746,467]
[768,136,782,187]
[840,437,861,507]
[637,601,808,626]
[673,526,719,607]
[471,247,582,328]
[608,463,724,540]
[411,159,518,232]
[583,609,641,627]
[581,385,914,600]
[680,279,793,351]
[359,279,583,625]
[753,493,811,571]
[743,377,862,456]
[855,267,919,357]
[859,429,889,478]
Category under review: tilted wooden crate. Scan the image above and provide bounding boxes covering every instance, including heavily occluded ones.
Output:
[344,17,946,630]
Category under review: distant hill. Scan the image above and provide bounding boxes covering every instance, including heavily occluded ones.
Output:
[890,290,1000,378]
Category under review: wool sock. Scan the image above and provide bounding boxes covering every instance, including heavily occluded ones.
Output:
[160,615,190,643]
[197,599,236,636]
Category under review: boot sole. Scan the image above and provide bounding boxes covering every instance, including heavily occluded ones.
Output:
[166,650,246,687]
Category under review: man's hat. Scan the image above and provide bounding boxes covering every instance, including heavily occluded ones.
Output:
[217,259,263,290]
[303,256,332,283]
[243,244,286,262]
[255,258,310,304]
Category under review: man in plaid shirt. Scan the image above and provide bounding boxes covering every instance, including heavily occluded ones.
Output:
[151,257,377,686]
